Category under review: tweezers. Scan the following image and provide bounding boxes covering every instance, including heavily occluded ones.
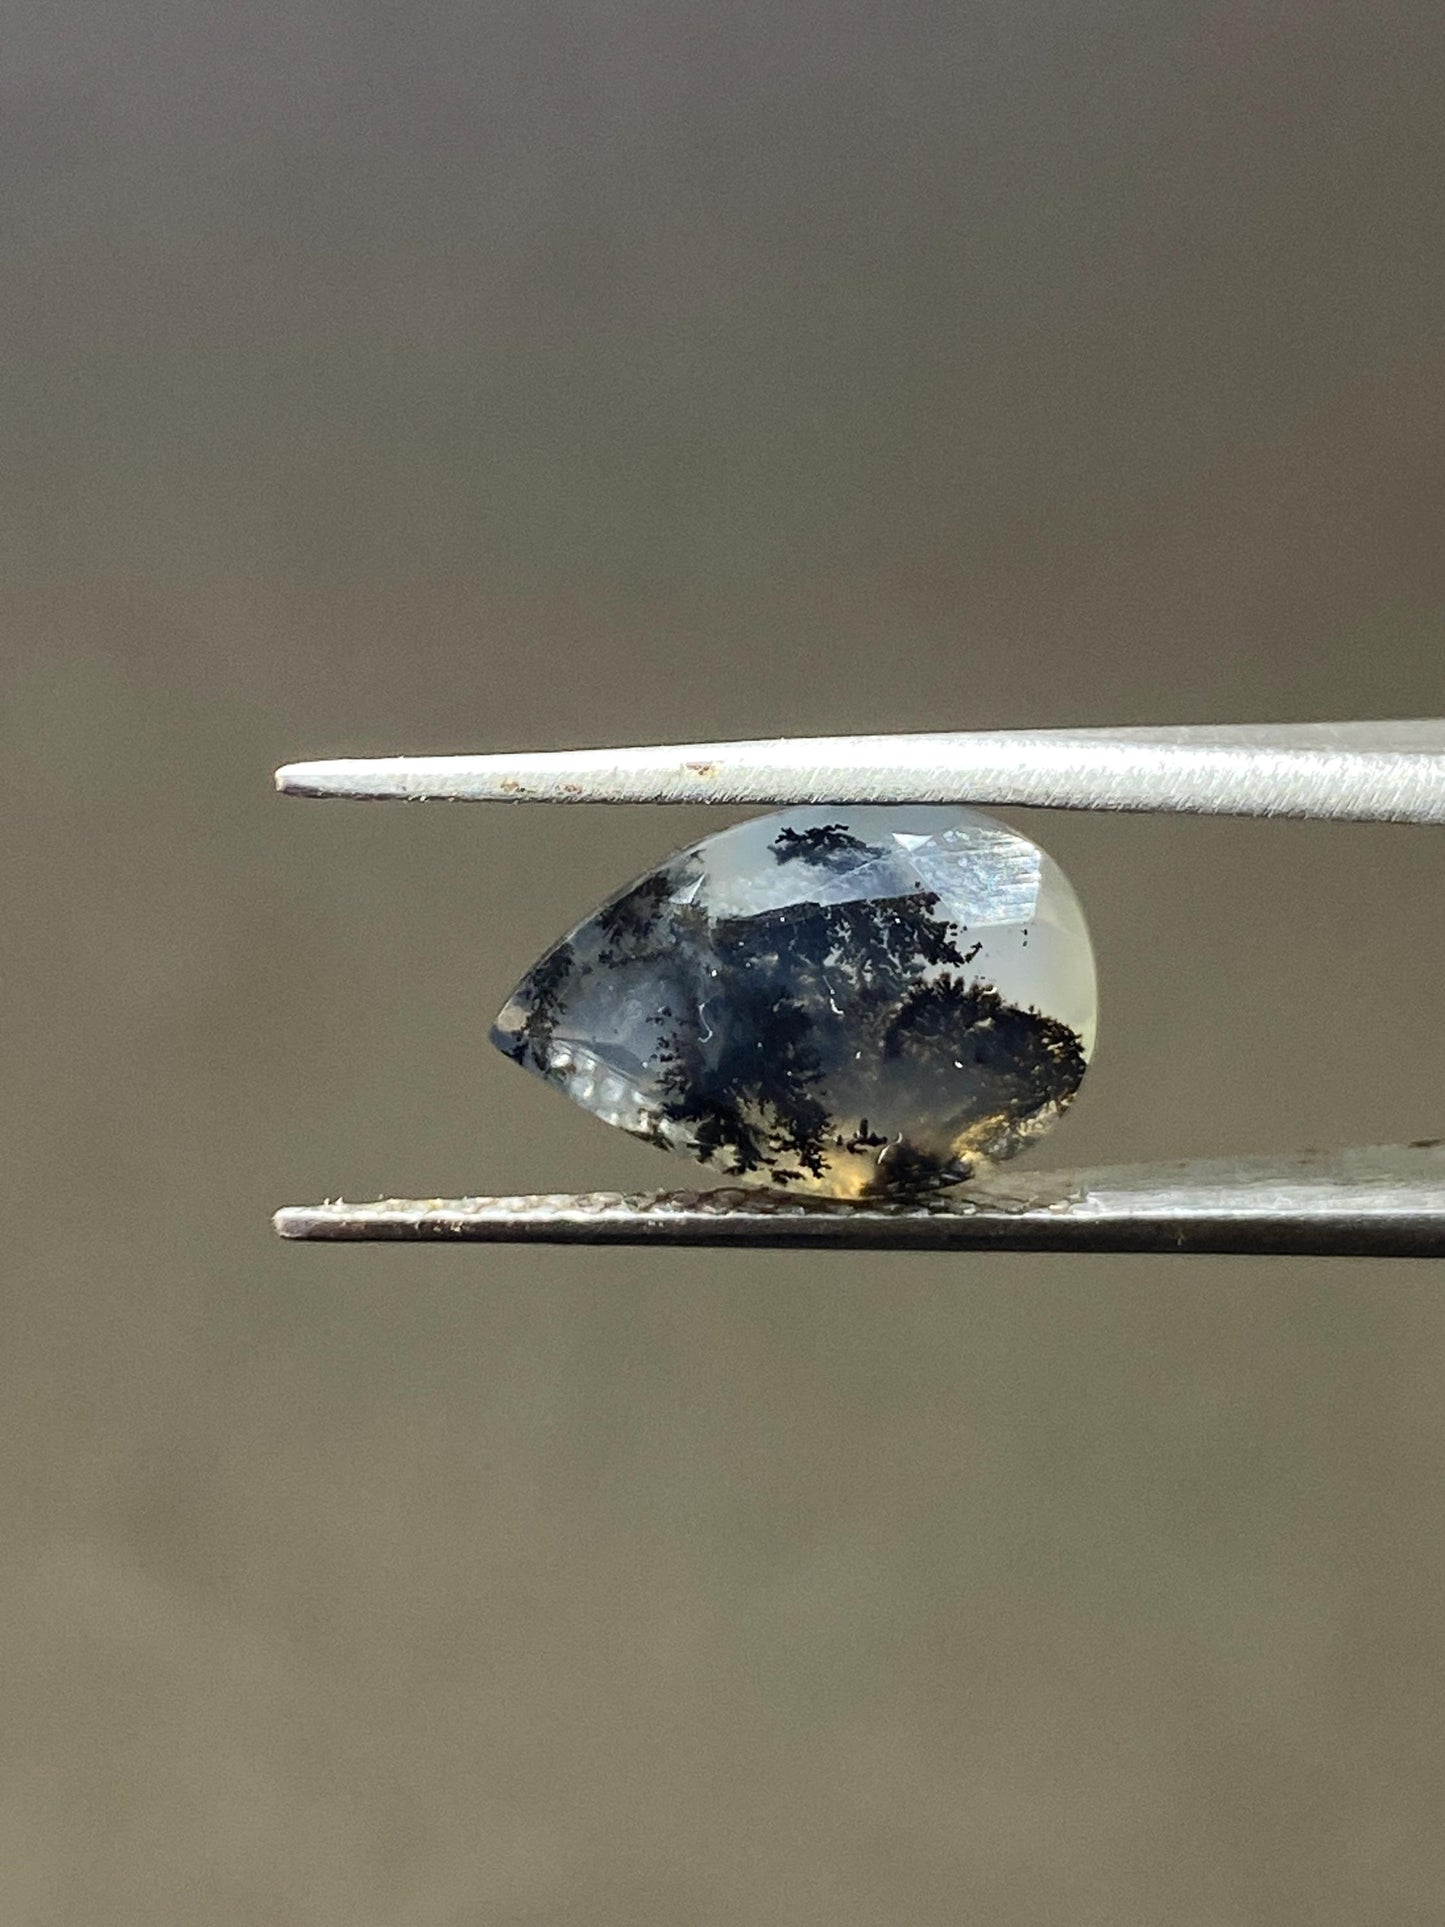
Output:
[274,720,1445,1257]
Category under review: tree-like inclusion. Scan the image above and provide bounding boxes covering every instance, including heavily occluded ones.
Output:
[491,807,1097,1198]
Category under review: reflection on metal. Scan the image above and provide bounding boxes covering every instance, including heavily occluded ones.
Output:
[276,1142,1445,1258]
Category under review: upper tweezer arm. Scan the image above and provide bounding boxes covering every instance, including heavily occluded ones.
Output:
[276,720,1445,823]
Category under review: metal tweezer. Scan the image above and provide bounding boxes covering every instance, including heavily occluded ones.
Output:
[275,720,1445,1257]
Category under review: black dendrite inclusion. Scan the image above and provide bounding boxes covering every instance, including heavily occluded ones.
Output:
[508,827,1087,1195]
[595,868,674,964]
[770,823,885,870]
[505,942,575,1068]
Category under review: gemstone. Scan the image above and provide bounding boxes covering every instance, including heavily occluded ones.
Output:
[491,807,1096,1198]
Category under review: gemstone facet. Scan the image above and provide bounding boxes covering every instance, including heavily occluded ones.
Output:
[492,807,1096,1198]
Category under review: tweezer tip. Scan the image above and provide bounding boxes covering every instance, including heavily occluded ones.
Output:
[276,756,447,799]
[275,762,322,796]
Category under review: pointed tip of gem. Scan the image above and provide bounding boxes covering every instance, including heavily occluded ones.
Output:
[489,977,537,1067]
[489,1013,524,1065]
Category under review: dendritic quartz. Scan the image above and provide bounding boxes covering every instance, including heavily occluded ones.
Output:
[492,807,1096,1199]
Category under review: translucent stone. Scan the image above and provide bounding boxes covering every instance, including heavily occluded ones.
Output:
[492,807,1096,1198]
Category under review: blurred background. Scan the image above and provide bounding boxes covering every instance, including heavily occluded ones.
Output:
[3,1,1444,1920]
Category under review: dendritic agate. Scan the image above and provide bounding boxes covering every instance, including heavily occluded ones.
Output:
[492,807,1096,1198]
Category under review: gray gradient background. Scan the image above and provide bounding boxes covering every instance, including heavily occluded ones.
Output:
[4,2,1444,1921]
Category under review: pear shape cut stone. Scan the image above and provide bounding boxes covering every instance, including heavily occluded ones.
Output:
[492,807,1095,1198]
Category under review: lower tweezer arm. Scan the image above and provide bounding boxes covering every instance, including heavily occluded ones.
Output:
[275,1143,1445,1257]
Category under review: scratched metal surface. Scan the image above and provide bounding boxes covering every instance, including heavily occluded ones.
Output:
[276,720,1445,823]
[277,1142,1445,1257]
